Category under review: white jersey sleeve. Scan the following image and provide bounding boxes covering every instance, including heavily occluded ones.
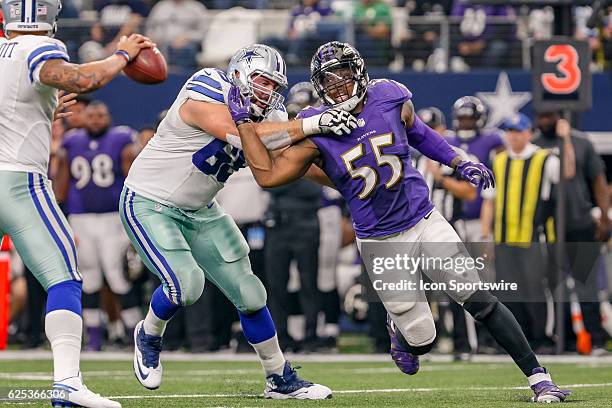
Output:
[27,37,70,86]
[125,67,289,210]
[0,35,69,175]
[185,68,231,105]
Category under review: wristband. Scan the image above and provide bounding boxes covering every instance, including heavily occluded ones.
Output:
[302,116,320,136]
[235,118,253,126]
[114,50,131,63]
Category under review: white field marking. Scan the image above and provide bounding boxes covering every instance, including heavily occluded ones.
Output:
[2,351,612,364]
[106,382,612,400]
[0,364,518,381]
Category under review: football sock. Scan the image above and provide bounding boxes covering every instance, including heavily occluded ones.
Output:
[250,335,286,377]
[143,286,179,336]
[240,307,285,376]
[464,295,540,377]
[45,281,83,382]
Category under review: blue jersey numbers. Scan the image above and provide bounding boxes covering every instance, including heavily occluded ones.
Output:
[192,139,246,183]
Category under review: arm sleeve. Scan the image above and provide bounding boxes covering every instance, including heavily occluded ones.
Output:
[29,41,70,84]
[406,115,459,168]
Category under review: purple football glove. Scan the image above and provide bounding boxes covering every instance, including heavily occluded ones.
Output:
[228,85,252,125]
[456,160,495,189]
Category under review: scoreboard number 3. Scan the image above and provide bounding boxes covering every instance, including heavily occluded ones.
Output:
[532,38,591,112]
[541,44,581,95]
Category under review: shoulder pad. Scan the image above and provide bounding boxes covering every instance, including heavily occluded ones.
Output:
[185,68,231,104]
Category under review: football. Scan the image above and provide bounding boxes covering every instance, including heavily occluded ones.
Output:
[123,47,168,85]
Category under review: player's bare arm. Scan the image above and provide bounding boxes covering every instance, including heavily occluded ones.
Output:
[237,122,319,188]
[304,163,335,188]
[39,34,153,93]
[401,99,494,189]
[180,97,358,151]
[179,99,307,150]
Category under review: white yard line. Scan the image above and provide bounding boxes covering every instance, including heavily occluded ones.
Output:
[105,382,612,400]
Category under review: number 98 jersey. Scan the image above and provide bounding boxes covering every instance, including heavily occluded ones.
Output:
[125,68,288,210]
[62,126,134,214]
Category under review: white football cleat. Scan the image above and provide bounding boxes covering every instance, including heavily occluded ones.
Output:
[133,320,163,390]
[52,373,121,408]
[263,362,332,400]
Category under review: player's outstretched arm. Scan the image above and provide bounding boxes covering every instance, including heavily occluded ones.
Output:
[402,100,494,189]
[180,100,307,150]
[39,34,153,93]
[401,100,461,168]
[180,97,358,151]
[227,85,319,187]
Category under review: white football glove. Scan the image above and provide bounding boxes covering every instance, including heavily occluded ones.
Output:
[302,108,360,136]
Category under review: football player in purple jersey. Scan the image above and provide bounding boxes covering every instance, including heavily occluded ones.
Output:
[447,96,505,242]
[229,41,570,403]
[54,101,141,350]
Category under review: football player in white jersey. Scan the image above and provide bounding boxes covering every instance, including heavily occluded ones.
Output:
[122,44,357,399]
[0,0,153,406]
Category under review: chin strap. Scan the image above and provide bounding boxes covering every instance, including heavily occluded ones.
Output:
[335,95,362,112]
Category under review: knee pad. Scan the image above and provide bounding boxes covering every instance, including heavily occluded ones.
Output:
[236,274,267,314]
[463,290,499,322]
[178,270,205,307]
[386,301,416,315]
[390,302,436,348]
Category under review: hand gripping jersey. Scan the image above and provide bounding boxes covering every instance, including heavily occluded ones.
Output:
[299,79,434,239]
[125,68,288,210]
[62,127,134,214]
[0,35,69,175]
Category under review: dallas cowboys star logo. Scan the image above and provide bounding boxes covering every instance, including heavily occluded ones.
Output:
[238,50,264,66]
[477,71,532,128]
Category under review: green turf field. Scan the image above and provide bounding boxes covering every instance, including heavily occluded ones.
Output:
[0,358,611,407]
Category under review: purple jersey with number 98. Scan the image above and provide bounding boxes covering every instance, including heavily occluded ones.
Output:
[299,79,434,239]
[62,127,134,214]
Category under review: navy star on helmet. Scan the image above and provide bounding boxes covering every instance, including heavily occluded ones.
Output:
[228,44,287,120]
[238,49,265,65]
[2,0,62,36]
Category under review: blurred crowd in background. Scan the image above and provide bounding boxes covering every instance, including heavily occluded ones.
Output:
[1,0,611,72]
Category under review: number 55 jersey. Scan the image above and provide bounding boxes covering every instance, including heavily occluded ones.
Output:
[125,68,288,211]
[298,79,433,239]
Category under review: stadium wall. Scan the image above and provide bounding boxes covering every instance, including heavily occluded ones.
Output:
[92,69,612,137]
